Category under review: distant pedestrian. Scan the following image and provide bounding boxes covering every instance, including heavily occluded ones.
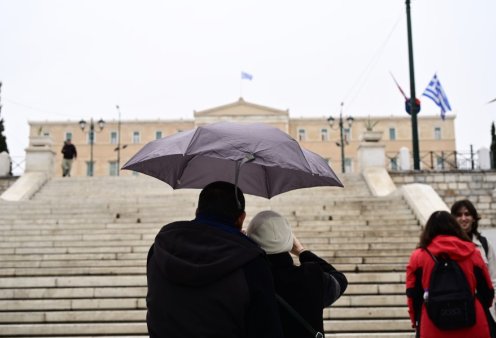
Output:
[61,139,77,177]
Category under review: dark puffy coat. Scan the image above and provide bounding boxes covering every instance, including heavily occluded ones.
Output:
[146,218,284,338]
[406,235,494,338]
[267,250,348,338]
[61,143,77,159]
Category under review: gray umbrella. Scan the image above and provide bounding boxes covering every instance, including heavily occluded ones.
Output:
[122,122,343,198]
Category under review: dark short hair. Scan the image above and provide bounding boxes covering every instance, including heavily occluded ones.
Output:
[418,210,470,248]
[197,181,245,223]
[451,199,481,238]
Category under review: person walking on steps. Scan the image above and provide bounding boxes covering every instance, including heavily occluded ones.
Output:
[61,139,77,177]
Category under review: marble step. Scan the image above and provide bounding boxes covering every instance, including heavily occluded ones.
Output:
[0,307,410,324]
[0,263,408,276]
[0,284,404,300]
[0,320,413,336]
[0,272,404,289]
[0,295,406,312]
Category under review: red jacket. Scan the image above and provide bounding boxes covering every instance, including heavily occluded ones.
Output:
[406,235,494,338]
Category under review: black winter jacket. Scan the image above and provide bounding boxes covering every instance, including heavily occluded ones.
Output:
[61,143,77,159]
[267,250,348,338]
[146,218,284,338]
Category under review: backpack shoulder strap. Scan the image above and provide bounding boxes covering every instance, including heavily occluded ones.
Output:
[424,248,438,263]
[275,294,323,338]
[478,235,489,258]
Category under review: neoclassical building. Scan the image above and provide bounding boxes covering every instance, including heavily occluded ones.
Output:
[29,98,456,177]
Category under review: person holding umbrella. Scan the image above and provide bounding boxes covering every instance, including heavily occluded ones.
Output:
[124,122,345,337]
[247,210,348,338]
[146,181,284,338]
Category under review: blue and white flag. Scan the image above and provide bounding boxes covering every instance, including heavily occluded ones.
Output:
[422,74,451,120]
[241,71,253,81]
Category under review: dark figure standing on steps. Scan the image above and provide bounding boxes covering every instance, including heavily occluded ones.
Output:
[146,181,284,338]
[247,210,348,338]
[61,139,77,177]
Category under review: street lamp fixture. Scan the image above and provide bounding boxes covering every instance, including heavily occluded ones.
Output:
[79,118,105,176]
[327,103,353,173]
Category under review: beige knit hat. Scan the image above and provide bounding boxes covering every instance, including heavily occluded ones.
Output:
[247,210,293,254]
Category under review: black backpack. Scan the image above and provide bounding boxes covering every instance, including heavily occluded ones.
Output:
[424,248,476,330]
[478,235,489,258]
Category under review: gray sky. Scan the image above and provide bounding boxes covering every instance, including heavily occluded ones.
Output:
[1,0,495,174]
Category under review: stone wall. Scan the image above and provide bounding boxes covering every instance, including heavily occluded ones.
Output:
[0,176,18,195]
[391,171,496,227]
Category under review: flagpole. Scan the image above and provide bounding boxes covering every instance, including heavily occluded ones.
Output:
[406,0,420,170]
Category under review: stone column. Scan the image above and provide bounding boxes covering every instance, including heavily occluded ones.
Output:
[358,135,396,196]
[478,147,491,170]
[399,147,411,171]
[0,151,11,176]
[358,141,386,172]
[1,136,56,201]
[25,136,56,175]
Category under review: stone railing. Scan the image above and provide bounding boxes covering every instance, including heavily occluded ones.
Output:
[391,171,496,227]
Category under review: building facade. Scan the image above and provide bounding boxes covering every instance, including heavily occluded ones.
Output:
[29,98,456,177]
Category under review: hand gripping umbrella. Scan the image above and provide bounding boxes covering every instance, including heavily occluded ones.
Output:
[122,122,343,198]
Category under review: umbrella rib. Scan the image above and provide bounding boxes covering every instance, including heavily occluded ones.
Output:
[174,127,203,188]
[183,127,202,156]
[293,139,314,172]
[263,165,271,198]
[175,155,196,188]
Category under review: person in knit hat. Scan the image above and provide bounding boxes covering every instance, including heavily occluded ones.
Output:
[247,210,348,338]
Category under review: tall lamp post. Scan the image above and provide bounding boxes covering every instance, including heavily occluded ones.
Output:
[327,102,354,173]
[79,118,105,176]
[115,105,122,176]
[405,0,420,170]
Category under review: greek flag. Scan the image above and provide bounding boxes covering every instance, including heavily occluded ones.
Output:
[422,74,451,120]
[241,72,253,81]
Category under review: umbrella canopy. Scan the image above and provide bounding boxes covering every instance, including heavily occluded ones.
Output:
[122,122,343,198]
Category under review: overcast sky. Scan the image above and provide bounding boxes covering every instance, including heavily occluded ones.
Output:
[1,0,495,174]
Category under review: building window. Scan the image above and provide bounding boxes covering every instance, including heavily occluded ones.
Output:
[390,158,398,171]
[344,158,352,173]
[65,132,73,141]
[389,128,396,140]
[132,131,140,144]
[343,128,351,144]
[321,129,328,141]
[86,131,96,144]
[434,127,442,140]
[110,131,118,145]
[109,161,118,176]
[435,155,445,170]
[155,131,163,140]
[43,131,50,137]
[86,161,94,176]
[298,129,306,141]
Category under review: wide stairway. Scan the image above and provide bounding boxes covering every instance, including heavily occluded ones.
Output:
[0,174,419,337]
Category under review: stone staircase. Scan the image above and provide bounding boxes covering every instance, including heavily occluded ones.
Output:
[0,174,418,337]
